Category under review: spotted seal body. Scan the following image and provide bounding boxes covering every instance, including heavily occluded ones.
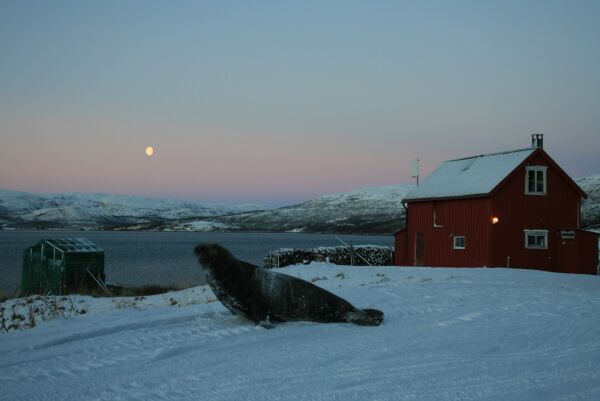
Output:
[194,243,383,326]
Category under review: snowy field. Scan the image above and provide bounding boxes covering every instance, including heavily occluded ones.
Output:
[2,264,600,401]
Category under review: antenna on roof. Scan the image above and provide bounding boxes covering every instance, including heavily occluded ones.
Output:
[531,133,544,149]
[411,158,420,186]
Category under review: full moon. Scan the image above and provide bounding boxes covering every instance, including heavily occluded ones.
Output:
[145,146,154,156]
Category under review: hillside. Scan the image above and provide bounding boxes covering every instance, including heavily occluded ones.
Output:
[2,264,600,401]
[210,183,415,234]
[577,175,600,230]
[0,184,416,234]
[0,189,265,230]
[178,176,600,234]
[1,174,598,234]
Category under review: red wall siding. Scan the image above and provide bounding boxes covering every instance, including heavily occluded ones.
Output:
[404,198,492,267]
[394,229,407,265]
[490,153,581,270]
[552,230,599,274]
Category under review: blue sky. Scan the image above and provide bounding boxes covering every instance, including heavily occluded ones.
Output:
[1,1,599,205]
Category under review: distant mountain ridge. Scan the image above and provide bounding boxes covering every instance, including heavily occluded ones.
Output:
[0,189,265,230]
[1,175,598,234]
[208,184,415,234]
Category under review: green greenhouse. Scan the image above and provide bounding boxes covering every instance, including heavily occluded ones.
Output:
[22,238,105,295]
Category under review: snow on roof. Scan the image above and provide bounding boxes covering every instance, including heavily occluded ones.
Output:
[42,238,103,253]
[403,148,537,201]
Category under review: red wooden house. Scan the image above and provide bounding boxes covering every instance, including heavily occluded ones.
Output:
[395,139,598,275]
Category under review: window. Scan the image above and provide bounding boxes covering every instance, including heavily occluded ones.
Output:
[524,230,548,249]
[525,166,547,195]
[453,236,466,249]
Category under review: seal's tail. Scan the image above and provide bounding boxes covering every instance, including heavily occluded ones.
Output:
[346,308,384,326]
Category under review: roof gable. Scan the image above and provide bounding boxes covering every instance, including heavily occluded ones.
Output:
[404,148,537,202]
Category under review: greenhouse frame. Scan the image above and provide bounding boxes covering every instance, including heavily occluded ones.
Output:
[22,238,105,295]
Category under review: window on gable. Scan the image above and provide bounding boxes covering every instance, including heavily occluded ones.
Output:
[453,236,465,250]
[524,230,548,249]
[525,166,547,195]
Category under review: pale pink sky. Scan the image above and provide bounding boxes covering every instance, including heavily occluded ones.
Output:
[1,1,599,206]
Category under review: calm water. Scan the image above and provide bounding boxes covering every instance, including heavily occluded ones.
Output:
[0,231,393,294]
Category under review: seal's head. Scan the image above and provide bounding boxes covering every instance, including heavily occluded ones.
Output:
[194,243,230,268]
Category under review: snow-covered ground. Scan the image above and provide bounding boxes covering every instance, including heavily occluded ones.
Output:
[2,264,600,401]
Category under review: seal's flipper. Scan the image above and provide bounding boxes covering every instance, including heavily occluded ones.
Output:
[346,309,384,326]
[258,320,276,329]
[363,309,383,324]
[363,308,384,323]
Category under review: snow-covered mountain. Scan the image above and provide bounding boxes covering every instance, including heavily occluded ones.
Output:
[206,176,600,234]
[206,184,416,234]
[0,189,265,230]
[577,174,600,230]
[2,175,598,234]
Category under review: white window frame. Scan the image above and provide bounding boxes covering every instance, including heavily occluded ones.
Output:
[524,230,548,249]
[453,236,466,250]
[525,166,547,195]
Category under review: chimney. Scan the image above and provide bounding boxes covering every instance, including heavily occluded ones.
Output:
[531,133,544,149]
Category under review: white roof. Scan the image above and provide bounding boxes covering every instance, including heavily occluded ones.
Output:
[404,148,537,201]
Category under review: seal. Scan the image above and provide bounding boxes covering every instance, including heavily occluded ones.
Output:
[194,243,384,326]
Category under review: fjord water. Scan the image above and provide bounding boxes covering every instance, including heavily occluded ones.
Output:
[0,231,393,294]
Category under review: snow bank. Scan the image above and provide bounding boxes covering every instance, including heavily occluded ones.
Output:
[2,265,600,401]
[0,287,217,332]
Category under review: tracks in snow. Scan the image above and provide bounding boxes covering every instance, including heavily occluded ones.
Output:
[2,268,600,401]
[0,307,265,400]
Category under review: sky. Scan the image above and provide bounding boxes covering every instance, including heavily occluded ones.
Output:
[1,0,599,206]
